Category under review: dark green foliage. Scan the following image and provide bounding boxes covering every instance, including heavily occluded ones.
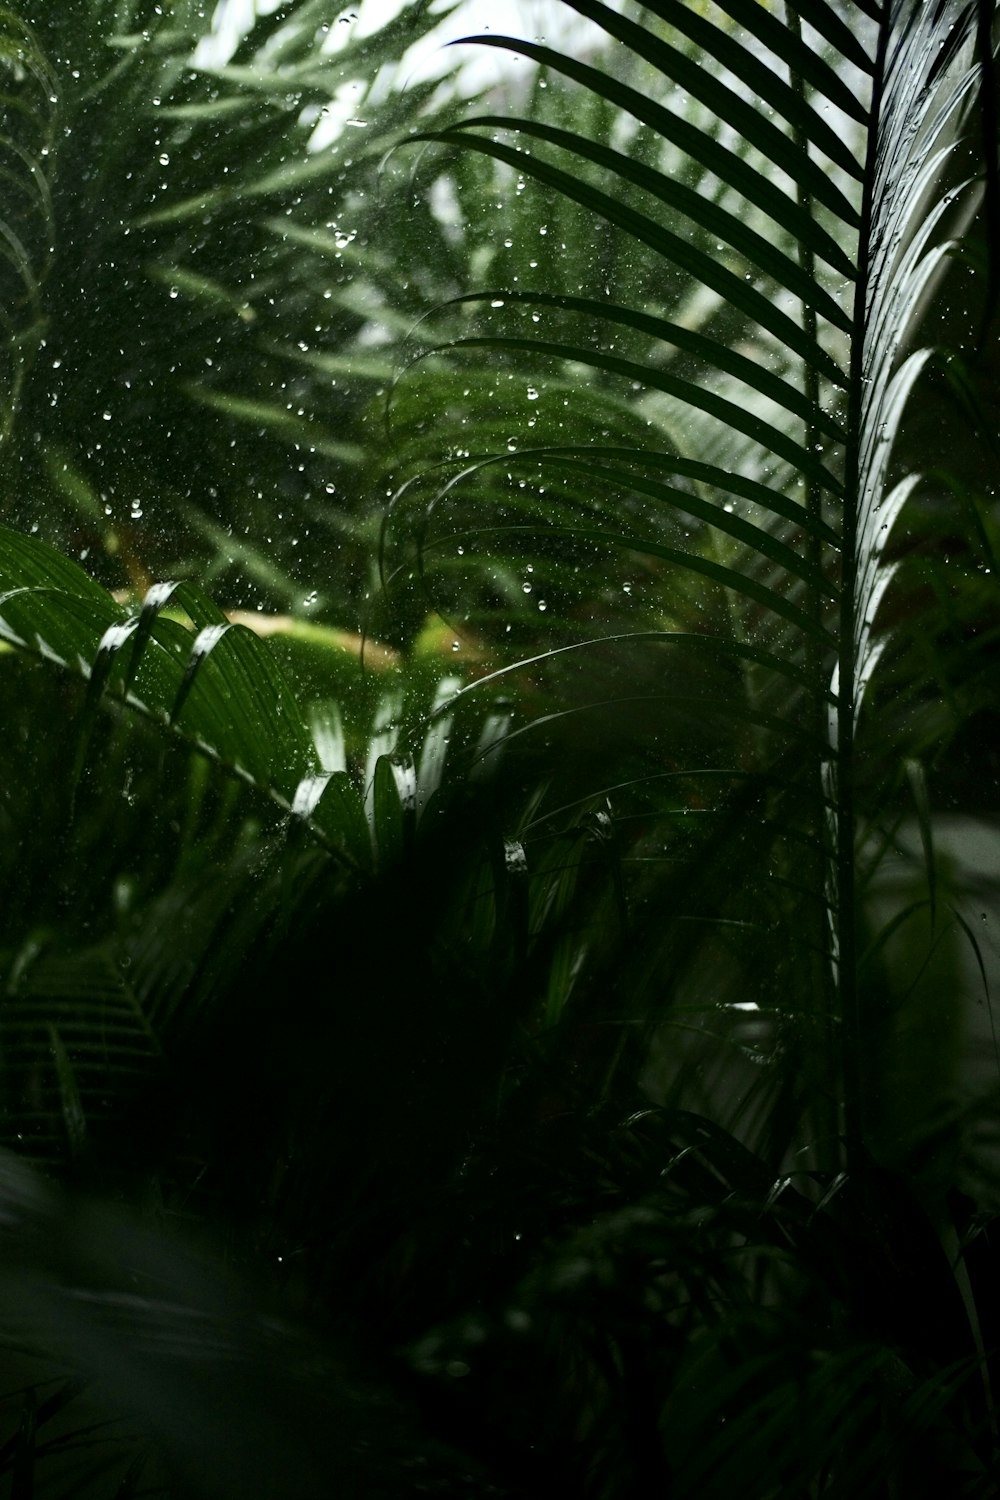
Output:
[0,0,998,1497]
[0,0,471,626]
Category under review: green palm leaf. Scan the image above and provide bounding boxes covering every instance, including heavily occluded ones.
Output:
[395,0,993,1170]
[0,3,997,1495]
[0,519,497,885]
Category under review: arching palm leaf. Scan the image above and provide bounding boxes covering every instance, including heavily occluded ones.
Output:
[0,2,998,1495]
[395,0,996,1173]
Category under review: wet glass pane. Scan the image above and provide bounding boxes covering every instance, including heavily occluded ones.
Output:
[0,1,998,1494]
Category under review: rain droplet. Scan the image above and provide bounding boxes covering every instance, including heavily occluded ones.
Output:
[159,152,170,165]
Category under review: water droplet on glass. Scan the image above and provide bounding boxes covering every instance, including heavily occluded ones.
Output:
[159,152,169,165]
[491,298,505,308]
[522,582,532,594]
[527,387,538,401]
[169,286,179,299]
[102,410,111,421]
[537,599,547,611]
[325,481,336,494]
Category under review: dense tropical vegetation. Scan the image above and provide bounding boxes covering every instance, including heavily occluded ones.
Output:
[0,0,998,1494]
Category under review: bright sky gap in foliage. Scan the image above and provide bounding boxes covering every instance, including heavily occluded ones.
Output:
[201,0,613,145]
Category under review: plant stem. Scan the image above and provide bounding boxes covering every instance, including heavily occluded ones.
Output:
[785,1,840,1172]
[840,3,893,1172]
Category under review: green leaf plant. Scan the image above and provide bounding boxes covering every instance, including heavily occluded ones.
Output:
[0,1,998,1497]
[373,0,1000,1491]
[378,0,998,1156]
[0,0,480,630]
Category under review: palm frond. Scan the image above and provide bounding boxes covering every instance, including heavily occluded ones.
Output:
[393,0,993,1165]
[0,2,999,1495]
